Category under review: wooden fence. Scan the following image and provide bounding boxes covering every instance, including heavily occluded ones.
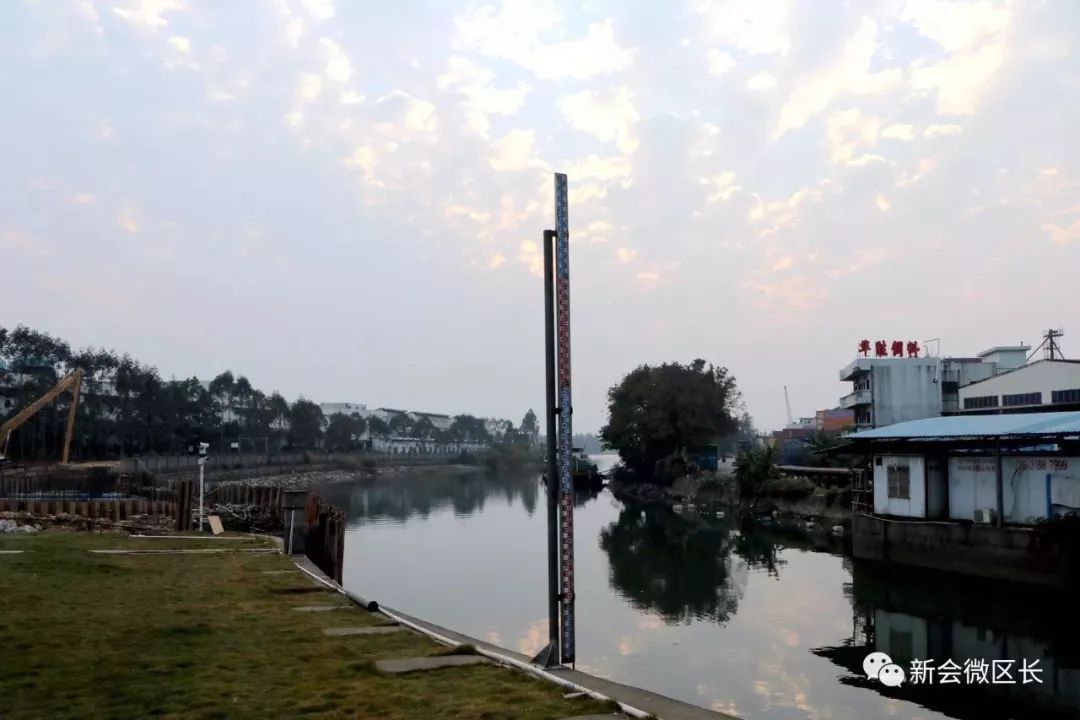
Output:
[0,479,194,531]
[304,493,346,584]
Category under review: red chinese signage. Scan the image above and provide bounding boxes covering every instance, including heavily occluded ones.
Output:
[859,339,920,358]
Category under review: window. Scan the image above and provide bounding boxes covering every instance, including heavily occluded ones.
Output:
[1002,392,1042,407]
[963,395,998,410]
[887,463,910,499]
[1052,388,1080,404]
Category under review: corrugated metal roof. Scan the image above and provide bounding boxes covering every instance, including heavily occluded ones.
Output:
[847,411,1080,440]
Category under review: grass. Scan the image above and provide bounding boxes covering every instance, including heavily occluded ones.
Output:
[0,531,615,720]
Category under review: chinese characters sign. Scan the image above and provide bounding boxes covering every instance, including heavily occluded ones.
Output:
[863,651,1043,688]
[859,339,921,358]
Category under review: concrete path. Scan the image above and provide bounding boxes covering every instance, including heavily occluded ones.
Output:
[380,605,736,720]
[323,626,403,637]
[292,605,353,612]
[375,655,488,674]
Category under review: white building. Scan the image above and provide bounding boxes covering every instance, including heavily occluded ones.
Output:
[320,402,370,419]
[408,411,452,430]
[958,359,1080,413]
[851,412,1080,524]
[840,343,1032,429]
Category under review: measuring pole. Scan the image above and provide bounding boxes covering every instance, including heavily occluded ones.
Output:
[532,229,561,668]
[553,173,576,665]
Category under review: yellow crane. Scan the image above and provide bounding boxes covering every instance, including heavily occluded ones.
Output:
[0,368,84,464]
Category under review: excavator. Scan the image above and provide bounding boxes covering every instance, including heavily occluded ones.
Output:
[0,368,83,464]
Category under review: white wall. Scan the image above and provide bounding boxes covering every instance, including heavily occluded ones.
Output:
[948,455,1080,522]
[958,360,1080,408]
[871,362,942,427]
[873,454,926,517]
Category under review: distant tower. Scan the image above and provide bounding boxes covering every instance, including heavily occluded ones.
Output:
[1044,329,1065,360]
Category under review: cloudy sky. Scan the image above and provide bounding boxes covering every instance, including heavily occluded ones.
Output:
[3,0,1078,432]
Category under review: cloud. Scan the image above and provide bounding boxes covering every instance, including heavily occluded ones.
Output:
[826,108,880,164]
[902,0,1012,114]
[112,0,182,30]
[455,4,633,80]
[167,36,190,52]
[489,129,542,172]
[707,49,736,76]
[487,252,507,269]
[923,124,963,138]
[298,0,335,21]
[746,71,777,91]
[519,239,543,276]
[881,124,915,141]
[117,209,139,233]
[771,255,792,271]
[616,247,636,263]
[875,194,891,211]
[557,86,639,153]
[319,38,352,83]
[775,17,900,137]
[700,172,740,202]
[74,193,94,205]
[437,56,532,136]
[635,270,662,289]
[1041,219,1080,246]
[695,0,792,56]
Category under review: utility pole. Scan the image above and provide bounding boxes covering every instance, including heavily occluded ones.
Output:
[784,386,793,427]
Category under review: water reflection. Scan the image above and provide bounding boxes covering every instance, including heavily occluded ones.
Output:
[335,468,1080,720]
[317,469,541,524]
[813,562,1080,719]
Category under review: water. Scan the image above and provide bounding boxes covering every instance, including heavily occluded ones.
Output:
[318,455,1080,720]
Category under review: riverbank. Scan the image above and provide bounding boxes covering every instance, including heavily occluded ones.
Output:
[0,530,622,720]
[608,471,852,527]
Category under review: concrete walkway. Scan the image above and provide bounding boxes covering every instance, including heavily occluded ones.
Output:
[380,606,736,720]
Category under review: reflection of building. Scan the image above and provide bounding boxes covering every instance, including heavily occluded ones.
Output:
[848,412,1080,585]
[813,562,1080,720]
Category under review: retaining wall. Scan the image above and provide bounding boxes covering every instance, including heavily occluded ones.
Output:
[852,512,1068,587]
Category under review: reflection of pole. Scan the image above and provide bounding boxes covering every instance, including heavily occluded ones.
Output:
[554,172,575,665]
[532,229,561,669]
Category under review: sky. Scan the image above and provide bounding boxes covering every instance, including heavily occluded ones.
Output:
[2,0,1079,433]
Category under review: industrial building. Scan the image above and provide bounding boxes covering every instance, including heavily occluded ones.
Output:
[840,331,1080,429]
[846,411,1080,586]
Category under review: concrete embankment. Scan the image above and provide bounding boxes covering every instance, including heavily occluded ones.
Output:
[292,549,739,720]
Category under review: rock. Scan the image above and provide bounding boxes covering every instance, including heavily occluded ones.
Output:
[832,525,845,535]
[0,519,38,534]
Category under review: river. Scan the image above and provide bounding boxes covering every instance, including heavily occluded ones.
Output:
[317,455,1080,720]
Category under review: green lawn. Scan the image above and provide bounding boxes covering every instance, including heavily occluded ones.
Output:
[0,531,616,720]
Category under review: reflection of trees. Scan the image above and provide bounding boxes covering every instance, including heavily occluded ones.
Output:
[318,470,541,525]
[600,505,744,624]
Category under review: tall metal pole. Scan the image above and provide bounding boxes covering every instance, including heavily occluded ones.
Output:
[532,229,561,669]
[553,172,576,665]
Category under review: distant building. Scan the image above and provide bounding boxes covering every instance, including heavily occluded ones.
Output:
[408,411,452,431]
[321,402,369,417]
[839,341,1035,429]
[958,360,1080,414]
[815,408,854,433]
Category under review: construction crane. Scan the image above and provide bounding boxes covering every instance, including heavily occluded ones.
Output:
[784,385,793,427]
[0,368,84,464]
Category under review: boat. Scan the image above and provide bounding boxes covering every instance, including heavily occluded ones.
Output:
[542,447,604,489]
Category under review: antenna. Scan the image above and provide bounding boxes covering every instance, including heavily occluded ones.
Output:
[1045,329,1065,360]
[784,385,793,427]
[922,338,940,358]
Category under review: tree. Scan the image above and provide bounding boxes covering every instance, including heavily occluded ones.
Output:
[450,414,489,442]
[288,398,324,448]
[521,409,538,435]
[734,444,780,510]
[368,416,390,438]
[411,416,435,439]
[267,391,290,443]
[600,359,740,479]
[326,413,366,450]
[388,413,412,436]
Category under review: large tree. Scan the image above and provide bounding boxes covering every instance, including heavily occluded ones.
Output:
[288,398,324,448]
[600,359,740,477]
[325,413,366,450]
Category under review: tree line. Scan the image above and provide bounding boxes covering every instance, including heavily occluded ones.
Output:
[0,325,538,462]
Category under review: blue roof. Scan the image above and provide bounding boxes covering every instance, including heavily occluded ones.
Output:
[847,411,1080,440]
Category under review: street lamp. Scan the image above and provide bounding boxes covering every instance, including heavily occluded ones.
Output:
[197,442,209,531]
